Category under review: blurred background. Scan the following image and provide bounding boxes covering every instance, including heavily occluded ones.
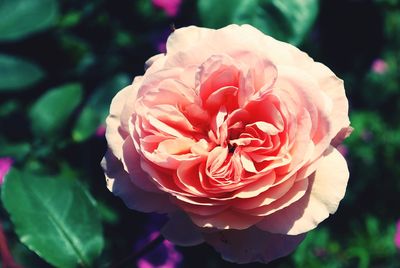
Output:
[0,0,399,267]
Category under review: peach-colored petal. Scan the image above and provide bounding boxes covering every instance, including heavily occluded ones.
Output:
[232,176,305,212]
[196,54,239,105]
[231,171,275,199]
[121,137,160,192]
[175,200,229,216]
[245,96,284,133]
[238,58,277,107]
[310,62,351,137]
[256,147,349,235]
[144,53,166,72]
[189,209,262,230]
[139,79,195,108]
[165,24,310,68]
[203,227,306,264]
[175,158,207,197]
[166,26,214,56]
[105,85,132,159]
[102,150,175,213]
[120,77,143,132]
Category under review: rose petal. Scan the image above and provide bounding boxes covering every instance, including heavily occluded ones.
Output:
[102,150,175,213]
[256,146,349,235]
[161,211,204,246]
[237,177,308,215]
[204,226,306,264]
[238,58,277,107]
[310,62,351,137]
[145,53,166,72]
[166,26,214,56]
[121,137,161,192]
[189,209,262,230]
[105,85,133,159]
[231,171,275,199]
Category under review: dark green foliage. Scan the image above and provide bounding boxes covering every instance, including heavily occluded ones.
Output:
[2,169,104,267]
[30,83,83,138]
[0,55,44,91]
[0,0,59,41]
[72,74,130,142]
[198,0,318,45]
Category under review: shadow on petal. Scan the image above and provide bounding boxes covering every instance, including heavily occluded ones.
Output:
[102,150,175,213]
[161,211,204,246]
[204,226,306,264]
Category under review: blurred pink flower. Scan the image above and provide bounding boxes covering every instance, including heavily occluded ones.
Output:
[96,125,106,137]
[137,231,182,268]
[371,59,388,74]
[0,158,12,185]
[360,130,373,142]
[152,0,182,17]
[395,220,400,249]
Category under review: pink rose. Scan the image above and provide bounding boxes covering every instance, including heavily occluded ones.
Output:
[102,24,351,263]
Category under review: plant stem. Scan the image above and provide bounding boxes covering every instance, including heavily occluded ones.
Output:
[0,222,21,268]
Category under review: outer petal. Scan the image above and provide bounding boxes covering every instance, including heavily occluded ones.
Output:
[256,146,349,235]
[310,62,350,137]
[166,26,214,55]
[101,150,175,213]
[161,211,204,246]
[166,24,314,69]
[189,209,262,230]
[121,137,161,192]
[204,227,306,264]
[145,53,166,72]
[105,85,132,159]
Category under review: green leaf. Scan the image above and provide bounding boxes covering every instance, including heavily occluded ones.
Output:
[0,140,30,161]
[30,83,83,137]
[0,0,59,41]
[0,54,44,91]
[0,100,20,116]
[59,11,83,28]
[2,169,104,268]
[198,0,319,45]
[72,74,130,142]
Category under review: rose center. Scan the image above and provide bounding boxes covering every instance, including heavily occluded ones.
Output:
[228,143,236,153]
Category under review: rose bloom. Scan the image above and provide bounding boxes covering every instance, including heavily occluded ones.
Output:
[102,24,351,263]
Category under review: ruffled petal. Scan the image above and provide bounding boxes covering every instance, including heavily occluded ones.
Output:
[256,146,349,235]
[121,137,161,192]
[166,26,214,55]
[102,150,175,213]
[310,62,351,137]
[105,85,133,159]
[189,209,262,230]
